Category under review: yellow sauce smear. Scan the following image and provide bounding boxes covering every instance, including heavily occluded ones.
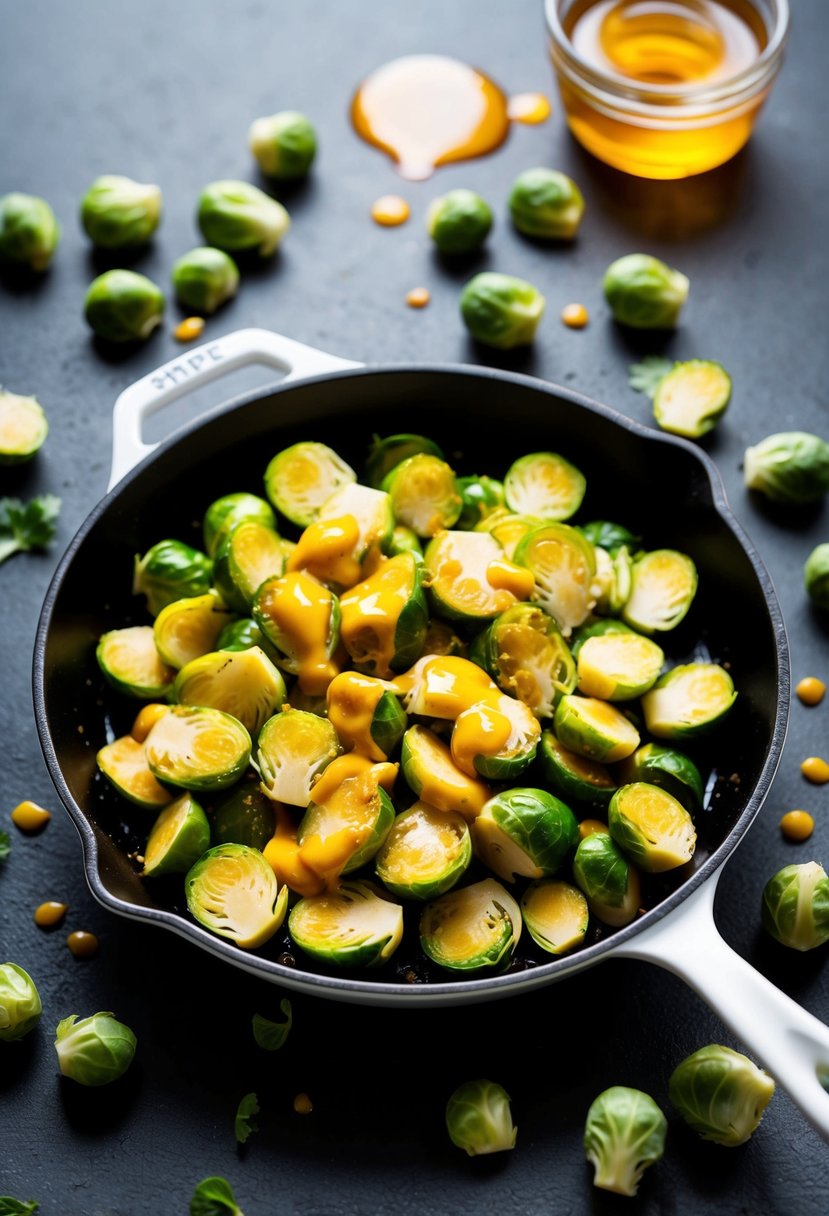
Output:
[257,571,339,696]
[395,655,498,718]
[34,900,68,928]
[371,195,410,226]
[67,930,99,958]
[299,764,397,889]
[507,92,551,124]
[11,800,52,832]
[406,287,431,309]
[340,553,415,677]
[327,671,388,761]
[451,700,513,776]
[562,303,590,329]
[486,558,535,601]
[264,804,326,898]
[287,515,362,588]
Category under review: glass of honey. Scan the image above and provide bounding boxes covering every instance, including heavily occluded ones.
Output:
[545,0,789,178]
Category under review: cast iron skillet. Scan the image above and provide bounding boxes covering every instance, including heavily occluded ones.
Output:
[33,329,829,1136]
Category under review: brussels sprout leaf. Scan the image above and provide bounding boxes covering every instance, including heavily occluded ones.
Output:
[190,1176,243,1216]
[0,1200,39,1215]
[0,831,10,862]
[628,358,673,399]
[234,1092,260,1145]
[0,496,61,565]
[252,998,292,1051]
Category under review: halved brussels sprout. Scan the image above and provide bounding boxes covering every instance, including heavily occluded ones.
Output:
[81,175,162,248]
[217,617,274,655]
[289,879,404,968]
[580,520,641,554]
[668,1045,775,1146]
[326,672,407,761]
[456,475,505,530]
[171,246,239,315]
[97,625,174,699]
[0,963,42,1042]
[608,782,696,872]
[743,432,829,505]
[365,433,445,489]
[425,530,534,623]
[84,269,165,343]
[264,441,356,528]
[804,544,829,608]
[478,512,541,561]
[420,878,521,972]
[249,111,318,179]
[197,180,290,256]
[504,452,586,522]
[174,646,286,738]
[253,571,341,696]
[641,662,736,738]
[459,272,546,349]
[585,1087,667,1196]
[387,525,423,560]
[401,725,491,820]
[622,550,698,634]
[603,253,689,329]
[96,734,173,809]
[0,192,60,271]
[145,705,251,791]
[451,693,541,780]
[445,1079,517,1156]
[337,549,425,676]
[153,590,235,669]
[0,389,48,465]
[513,523,597,636]
[143,793,211,877]
[375,802,472,900]
[133,539,213,617]
[539,730,616,806]
[427,189,493,255]
[317,482,394,559]
[653,360,732,439]
[213,519,286,612]
[554,694,640,763]
[575,623,664,701]
[616,743,703,812]
[472,787,578,882]
[397,654,499,720]
[382,453,462,538]
[521,879,589,955]
[212,776,276,850]
[761,861,829,951]
[297,766,396,885]
[591,545,633,615]
[286,516,363,588]
[469,602,577,718]
[185,843,288,948]
[508,168,585,240]
[256,708,340,807]
[572,832,641,927]
[203,492,276,557]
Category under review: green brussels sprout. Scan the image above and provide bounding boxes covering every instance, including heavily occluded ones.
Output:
[382,453,462,538]
[339,553,428,677]
[256,708,340,807]
[145,704,251,792]
[212,775,276,850]
[454,693,541,780]
[84,269,165,343]
[456,475,505,530]
[289,879,404,968]
[420,878,521,973]
[469,602,576,719]
[446,1079,517,1156]
[318,482,394,559]
[80,175,162,248]
[298,777,396,881]
[652,360,732,439]
[249,111,318,179]
[54,1012,137,1086]
[387,524,423,560]
[554,694,640,763]
[460,272,546,349]
[0,389,49,465]
[264,441,356,527]
[213,518,286,613]
[573,831,641,927]
[608,781,696,872]
[0,192,60,271]
[400,724,492,820]
[668,1045,775,1145]
[616,742,702,812]
[603,253,689,329]
[153,590,235,670]
[424,530,525,623]
[253,572,341,694]
[622,549,698,634]
[96,733,173,810]
[521,879,589,955]
[186,843,288,948]
[174,646,286,738]
[513,523,596,636]
[744,432,829,505]
[133,539,213,617]
[0,963,42,1041]
[539,730,616,806]
[365,433,445,489]
[584,1086,667,1195]
[217,617,275,656]
[804,544,829,608]
[96,625,175,700]
[761,861,829,951]
[171,247,240,315]
[375,801,471,900]
[641,662,736,739]
[197,180,290,257]
[143,792,210,877]
[575,622,664,701]
[426,189,493,255]
[508,167,585,240]
[504,451,586,522]
[472,787,578,883]
[203,491,276,557]
[580,520,641,554]
[591,544,633,616]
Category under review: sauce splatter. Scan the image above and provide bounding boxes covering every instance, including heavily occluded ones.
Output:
[67,930,99,958]
[796,677,826,706]
[507,92,552,124]
[562,303,590,328]
[34,901,68,928]
[371,195,410,227]
[11,800,51,833]
[293,1092,313,1114]
[780,810,814,842]
[406,287,431,309]
[174,316,206,343]
[801,756,829,784]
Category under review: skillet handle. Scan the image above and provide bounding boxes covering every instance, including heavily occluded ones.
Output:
[108,327,361,489]
[612,873,829,1141]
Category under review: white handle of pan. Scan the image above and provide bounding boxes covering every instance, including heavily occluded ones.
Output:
[108,327,361,489]
[612,869,829,1140]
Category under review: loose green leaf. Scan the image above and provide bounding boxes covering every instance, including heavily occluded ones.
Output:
[628,357,674,399]
[252,998,292,1051]
[0,495,61,565]
[190,1176,243,1216]
[0,831,10,862]
[234,1092,260,1145]
[0,1201,39,1216]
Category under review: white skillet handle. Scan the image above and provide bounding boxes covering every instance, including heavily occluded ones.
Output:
[109,327,361,489]
[613,873,829,1140]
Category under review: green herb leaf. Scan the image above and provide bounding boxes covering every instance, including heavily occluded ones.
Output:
[190,1176,243,1216]
[234,1092,260,1145]
[0,831,10,862]
[0,495,61,565]
[252,998,292,1051]
[628,357,674,400]
[0,1199,39,1215]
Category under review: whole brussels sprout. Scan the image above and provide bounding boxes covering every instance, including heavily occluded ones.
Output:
[0,192,60,271]
[171,247,240,315]
[248,111,318,179]
[133,539,213,616]
[459,272,546,349]
[197,180,290,257]
[584,1086,666,1195]
[508,167,585,240]
[804,544,829,608]
[743,432,829,504]
[0,962,42,1041]
[761,860,829,950]
[426,189,493,255]
[84,269,165,343]
[446,1079,517,1156]
[668,1044,775,1145]
[54,1011,137,1086]
[603,253,689,329]
[80,175,162,248]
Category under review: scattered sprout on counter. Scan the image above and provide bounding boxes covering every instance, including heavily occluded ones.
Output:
[426,188,493,255]
[80,175,162,248]
[743,432,829,504]
[629,358,732,439]
[584,1086,667,1196]
[804,544,829,608]
[190,1176,244,1216]
[0,389,48,464]
[508,167,584,239]
[460,272,546,348]
[54,1011,136,1085]
[0,831,9,862]
[0,963,42,1042]
[171,247,240,315]
[779,810,814,842]
[234,1092,260,1145]
[668,1044,774,1145]
[445,1079,517,1156]
[603,253,689,329]
[0,192,60,271]
[0,495,61,566]
[252,998,293,1051]
[197,180,290,257]
[249,111,318,179]
[84,269,165,343]
[761,861,829,951]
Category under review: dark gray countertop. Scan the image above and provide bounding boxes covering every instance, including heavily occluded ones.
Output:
[2,2,829,1213]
